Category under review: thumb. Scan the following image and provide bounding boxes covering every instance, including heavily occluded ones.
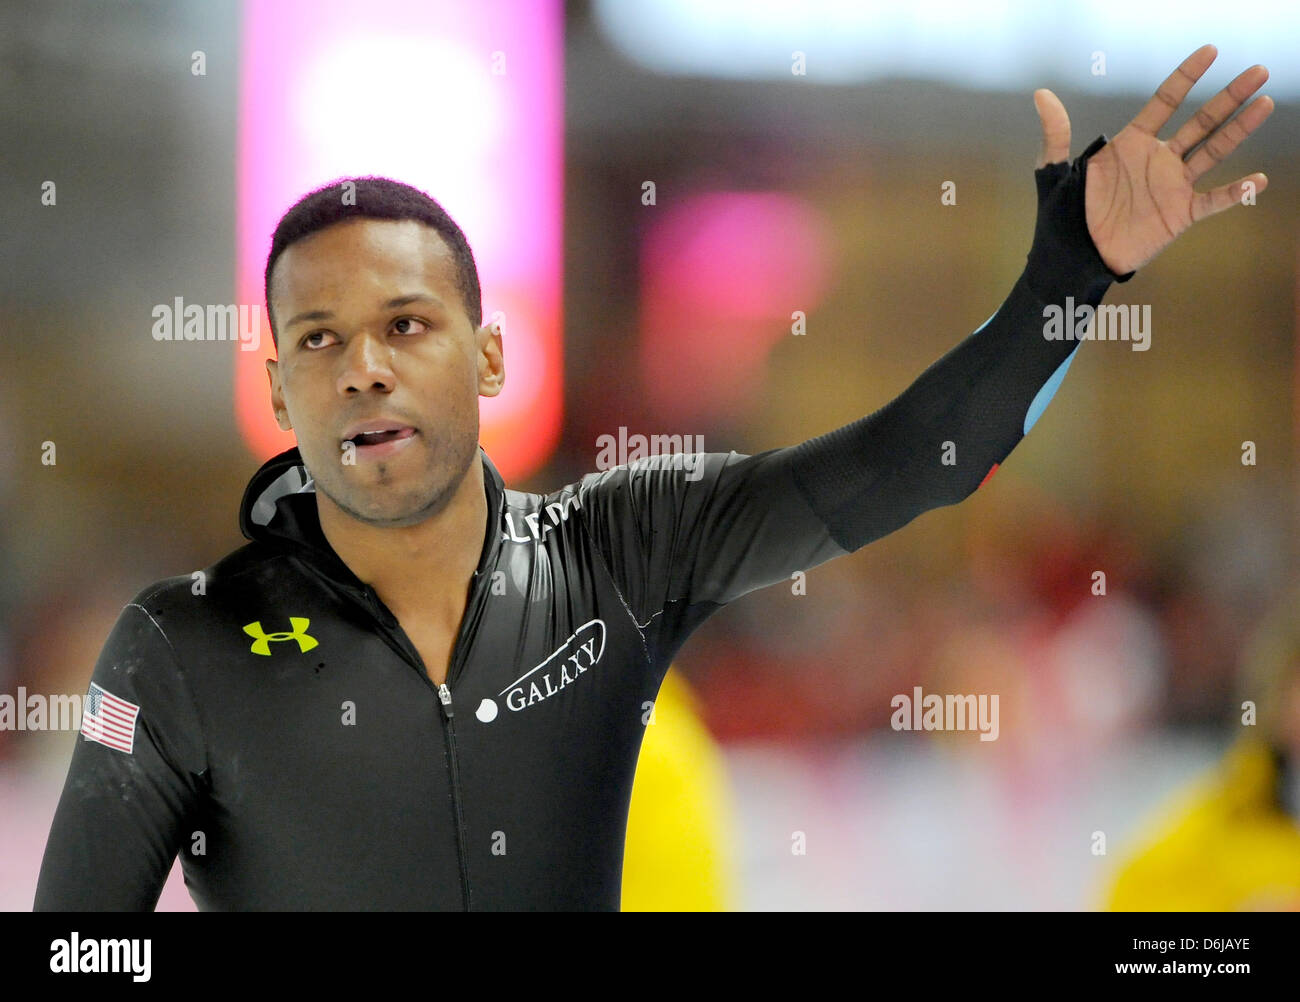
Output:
[1033,88,1070,168]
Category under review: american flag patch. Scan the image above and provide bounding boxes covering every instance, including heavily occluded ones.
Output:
[81,682,140,754]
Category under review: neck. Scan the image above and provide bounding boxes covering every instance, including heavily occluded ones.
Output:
[315,455,488,613]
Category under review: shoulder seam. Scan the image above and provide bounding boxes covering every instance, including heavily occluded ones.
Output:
[570,481,655,664]
[124,602,211,779]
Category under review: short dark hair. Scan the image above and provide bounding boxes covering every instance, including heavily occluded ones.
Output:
[263,176,482,347]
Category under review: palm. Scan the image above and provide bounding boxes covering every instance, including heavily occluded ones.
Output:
[1035,45,1274,276]
[1085,126,1208,274]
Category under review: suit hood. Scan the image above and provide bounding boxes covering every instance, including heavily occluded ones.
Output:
[237,444,508,592]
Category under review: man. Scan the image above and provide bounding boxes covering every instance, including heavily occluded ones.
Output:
[35,45,1272,910]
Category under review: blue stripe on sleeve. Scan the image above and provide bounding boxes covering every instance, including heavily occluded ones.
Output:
[1023,344,1080,435]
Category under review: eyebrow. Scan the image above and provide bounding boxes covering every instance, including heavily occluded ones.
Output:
[284,293,445,330]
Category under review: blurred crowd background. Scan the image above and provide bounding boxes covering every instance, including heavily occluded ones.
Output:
[2,0,1298,910]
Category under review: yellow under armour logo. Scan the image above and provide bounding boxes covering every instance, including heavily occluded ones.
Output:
[243,617,319,656]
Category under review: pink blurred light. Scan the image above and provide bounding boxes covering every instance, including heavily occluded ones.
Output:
[639,192,834,422]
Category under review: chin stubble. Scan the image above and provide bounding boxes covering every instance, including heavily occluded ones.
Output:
[319,440,476,528]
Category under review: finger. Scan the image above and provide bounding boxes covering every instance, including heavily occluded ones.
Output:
[1167,64,1269,158]
[1033,88,1070,167]
[1191,172,1267,224]
[1130,43,1218,137]
[1183,94,1275,182]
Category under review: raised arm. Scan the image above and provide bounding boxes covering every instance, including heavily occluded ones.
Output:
[577,46,1273,664]
[790,44,1272,553]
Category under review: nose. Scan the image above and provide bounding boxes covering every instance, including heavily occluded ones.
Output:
[336,330,396,396]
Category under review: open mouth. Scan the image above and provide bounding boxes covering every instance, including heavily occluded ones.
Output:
[342,425,418,459]
[348,427,415,447]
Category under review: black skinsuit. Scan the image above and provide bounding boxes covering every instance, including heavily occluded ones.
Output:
[34,137,1132,910]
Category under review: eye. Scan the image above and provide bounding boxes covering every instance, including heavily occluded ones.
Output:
[392,316,432,336]
[301,330,338,350]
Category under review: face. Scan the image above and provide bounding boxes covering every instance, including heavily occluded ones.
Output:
[265,218,503,527]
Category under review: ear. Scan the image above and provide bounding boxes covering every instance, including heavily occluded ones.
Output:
[266,357,292,430]
[476,316,505,398]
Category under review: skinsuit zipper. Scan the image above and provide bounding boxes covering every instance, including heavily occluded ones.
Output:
[359,574,488,912]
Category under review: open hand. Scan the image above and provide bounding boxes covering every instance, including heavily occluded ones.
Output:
[1033,44,1274,276]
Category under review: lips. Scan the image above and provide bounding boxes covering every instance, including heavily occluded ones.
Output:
[341,418,418,447]
[349,427,415,447]
[340,418,416,457]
